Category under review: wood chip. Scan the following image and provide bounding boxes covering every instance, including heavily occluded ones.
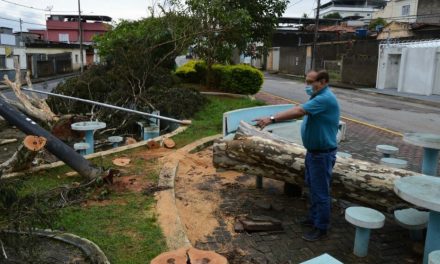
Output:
[147,140,160,149]
[125,137,137,145]
[112,157,131,167]
[163,138,176,149]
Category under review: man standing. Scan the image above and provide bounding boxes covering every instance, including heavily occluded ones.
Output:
[253,70,340,241]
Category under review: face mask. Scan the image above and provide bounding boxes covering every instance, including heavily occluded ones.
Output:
[305,85,314,96]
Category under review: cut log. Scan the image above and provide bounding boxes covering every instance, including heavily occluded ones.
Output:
[213,121,421,211]
[163,138,176,149]
[151,247,188,264]
[151,248,228,264]
[23,135,47,151]
[147,140,160,149]
[187,248,228,264]
[0,135,47,174]
[112,157,131,167]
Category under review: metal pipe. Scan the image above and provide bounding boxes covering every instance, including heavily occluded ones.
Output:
[21,88,191,125]
[0,97,102,179]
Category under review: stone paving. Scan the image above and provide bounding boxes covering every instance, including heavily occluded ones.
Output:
[192,91,435,264]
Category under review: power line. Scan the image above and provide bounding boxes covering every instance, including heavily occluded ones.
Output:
[0,15,92,30]
[0,0,77,13]
[287,0,306,8]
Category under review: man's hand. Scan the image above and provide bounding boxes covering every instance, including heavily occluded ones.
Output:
[252,117,271,129]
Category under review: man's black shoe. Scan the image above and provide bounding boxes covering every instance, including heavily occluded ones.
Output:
[299,218,314,227]
[302,228,327,241]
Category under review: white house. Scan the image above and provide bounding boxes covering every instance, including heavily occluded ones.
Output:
[373,0,419,23]
[318,0,385,20]
[376,39,440,96]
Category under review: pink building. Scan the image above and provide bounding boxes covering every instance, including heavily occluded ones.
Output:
[29,14,112,64]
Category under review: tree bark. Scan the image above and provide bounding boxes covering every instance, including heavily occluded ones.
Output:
[1,57,58,124]
[0,136,46,174]
[213,121,420,211]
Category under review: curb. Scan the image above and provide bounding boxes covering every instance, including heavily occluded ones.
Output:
[2,229,110,264]
[155,134,222,250]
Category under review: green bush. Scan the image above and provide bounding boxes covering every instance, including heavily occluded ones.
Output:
[213,64,263,95]
[175,60,206,83]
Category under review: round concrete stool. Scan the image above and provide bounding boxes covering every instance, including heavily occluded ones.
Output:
[74,142,90,156]
[394,208,428,241]
[376,145,399,157]
[380,157,408,169]
[429,250,440,264]
[345,206,385,257]
[337,152,352,159]
[108,136,123,148]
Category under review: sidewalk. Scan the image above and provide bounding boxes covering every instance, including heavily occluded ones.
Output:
[275,72,440,107]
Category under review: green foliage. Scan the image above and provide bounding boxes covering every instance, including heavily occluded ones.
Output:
[212,64,264,94]
[369,17,387,30]
[56,194,166,263]
[175,60,206,83]
[48,15,208,133]
[323,12,342,19]
[181,0,288,85]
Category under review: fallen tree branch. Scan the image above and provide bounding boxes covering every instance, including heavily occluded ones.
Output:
[213,121,419,211]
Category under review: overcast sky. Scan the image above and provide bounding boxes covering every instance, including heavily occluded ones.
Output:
[0,0,322,32]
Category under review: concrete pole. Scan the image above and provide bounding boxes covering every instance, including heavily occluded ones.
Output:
[78,0,84,73]
[311,0,321,70]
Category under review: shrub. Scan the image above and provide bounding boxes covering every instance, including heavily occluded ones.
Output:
[213,64,263,94]
[175,60,206,83]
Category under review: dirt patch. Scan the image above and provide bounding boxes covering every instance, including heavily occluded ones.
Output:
[174,148,249,244]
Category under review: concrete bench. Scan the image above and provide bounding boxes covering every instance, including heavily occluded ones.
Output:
[108,136,124,148]
[394,208,428,241]
[380,157,408,169]
[300,253,343,264]
[430,250,440,264]
[376,144,399,157]
[345,206,385,257]
[74,142,90,156]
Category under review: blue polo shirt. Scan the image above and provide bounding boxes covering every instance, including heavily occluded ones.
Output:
[301,86,340,151]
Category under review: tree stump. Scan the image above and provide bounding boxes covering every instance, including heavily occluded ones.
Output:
[0,135,47,173]
[151,247,228,264]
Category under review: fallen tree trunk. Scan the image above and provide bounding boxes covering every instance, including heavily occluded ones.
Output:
[0,136,46,173]
[151,247,228,264]
[213,121,420,211]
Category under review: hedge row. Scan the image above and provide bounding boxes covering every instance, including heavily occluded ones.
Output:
[175,60,263,95]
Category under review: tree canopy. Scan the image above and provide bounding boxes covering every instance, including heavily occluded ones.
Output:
[323,12,342,19]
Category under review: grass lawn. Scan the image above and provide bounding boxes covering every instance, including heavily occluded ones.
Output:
[1,95,265,264]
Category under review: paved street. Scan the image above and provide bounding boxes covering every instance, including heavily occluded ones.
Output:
[262,74,440,134]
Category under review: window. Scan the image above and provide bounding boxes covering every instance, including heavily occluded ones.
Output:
[75,54,79,63]
[13,55,20,65]
[0,55,5,68]
[295,57,299,66]
[402,5,410,16]
[59,33,69,43]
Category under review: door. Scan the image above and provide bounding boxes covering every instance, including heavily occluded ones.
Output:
[384,54,401,89]
[433,53,440,95]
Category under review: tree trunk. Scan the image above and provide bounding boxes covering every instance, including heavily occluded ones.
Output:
[213,121,420,211]
[0,136,46,174]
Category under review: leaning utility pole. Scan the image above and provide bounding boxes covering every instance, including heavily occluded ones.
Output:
[78,0,84,73]
[311,0,321,70]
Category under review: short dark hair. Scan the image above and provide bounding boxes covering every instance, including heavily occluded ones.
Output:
[316,70,329,83]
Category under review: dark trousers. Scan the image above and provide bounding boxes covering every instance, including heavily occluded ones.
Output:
[305,149,337,230]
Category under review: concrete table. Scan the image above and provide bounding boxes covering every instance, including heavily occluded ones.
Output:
[394,175,440,264]
[71,121,106,155]
[403,133,440,176]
